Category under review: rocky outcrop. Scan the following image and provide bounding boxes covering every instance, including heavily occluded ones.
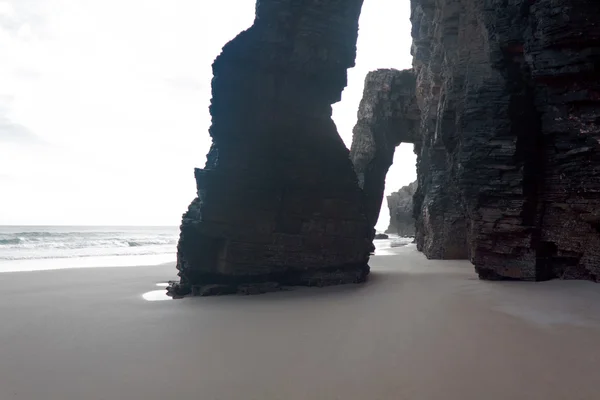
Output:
[170,0,372,297]
[172,0,600,293]
[411,0,600,280]
[349,69,420,231]
[386,181,417,237]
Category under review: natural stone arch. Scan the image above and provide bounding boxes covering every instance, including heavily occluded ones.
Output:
[349,68,469,258]
[349,69,419,231]
[170,0,600,296]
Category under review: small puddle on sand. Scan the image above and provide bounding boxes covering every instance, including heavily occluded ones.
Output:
[142,283,172,301]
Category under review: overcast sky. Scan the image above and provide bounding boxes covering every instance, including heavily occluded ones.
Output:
[0,0,414,228]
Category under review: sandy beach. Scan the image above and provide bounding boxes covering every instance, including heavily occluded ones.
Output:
[1,245,599,400]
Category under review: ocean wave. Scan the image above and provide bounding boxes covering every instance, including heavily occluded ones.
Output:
[0,231,95,238]
[0,227,179,264]
[390,237,413,247]
[127,240,175,247]
[0,236,176,249]
[0,238,21,245]
[0,249,176,261]
[0,227,178,266]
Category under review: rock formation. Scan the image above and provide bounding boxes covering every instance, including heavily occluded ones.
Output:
[410,0,600,280]
[386,181,417,237]
[174,0,600,294]
[346,0,600,281]
[170,0,373,296]
[349,69,419,232]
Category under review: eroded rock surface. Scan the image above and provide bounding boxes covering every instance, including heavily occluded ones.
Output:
[171,0,371,297]
[386,181,417,237]
[349,69,419,231]
[410,0,600,279]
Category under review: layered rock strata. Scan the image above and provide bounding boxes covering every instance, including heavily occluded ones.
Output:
[349,69,419,231]
[411,0,600,280]
[170,0,372,297]
[386,181,417,237]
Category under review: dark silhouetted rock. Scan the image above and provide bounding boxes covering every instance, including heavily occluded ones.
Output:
[349,69,419,235]
[386,181,417,237]
[170,0,372,296]
[410,0,600,279]
[374,233,389,240]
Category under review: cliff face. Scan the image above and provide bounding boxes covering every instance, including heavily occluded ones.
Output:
[171,0,372,296]
[411,0,600,280]
[386,181,417,237]
[349,69,419,231]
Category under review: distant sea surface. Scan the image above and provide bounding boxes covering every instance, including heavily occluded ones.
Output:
[0,226,179,273]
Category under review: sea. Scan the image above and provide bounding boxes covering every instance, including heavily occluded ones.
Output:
[0,225,413,273]
[0,226,179,273]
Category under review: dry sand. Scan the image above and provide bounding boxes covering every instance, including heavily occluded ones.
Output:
[1,245,599,400]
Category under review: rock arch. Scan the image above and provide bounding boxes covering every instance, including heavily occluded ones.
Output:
[171,0,600,296]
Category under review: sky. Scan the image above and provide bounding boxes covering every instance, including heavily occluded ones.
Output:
[0,0,415,229]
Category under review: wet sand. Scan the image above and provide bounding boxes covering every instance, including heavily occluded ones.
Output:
[1,245,599,400]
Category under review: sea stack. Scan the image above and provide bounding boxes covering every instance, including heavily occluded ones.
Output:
[386,181,417,237]
[170,0,372,296]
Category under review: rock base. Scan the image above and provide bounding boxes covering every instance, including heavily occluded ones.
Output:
[167,263,369,298]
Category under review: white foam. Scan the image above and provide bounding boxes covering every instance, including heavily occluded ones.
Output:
[0,253,176,273]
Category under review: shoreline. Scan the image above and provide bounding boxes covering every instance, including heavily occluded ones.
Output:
[0,236,410,274]
[0,253,176,274]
